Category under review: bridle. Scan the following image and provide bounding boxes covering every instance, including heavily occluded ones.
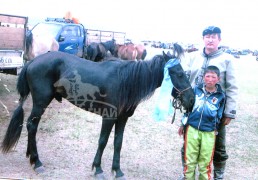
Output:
[171,86,192,124]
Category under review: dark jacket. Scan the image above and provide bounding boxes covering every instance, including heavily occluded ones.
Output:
[186,83,226,132]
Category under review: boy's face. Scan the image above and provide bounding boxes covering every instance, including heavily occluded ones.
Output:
[204,72,220,89]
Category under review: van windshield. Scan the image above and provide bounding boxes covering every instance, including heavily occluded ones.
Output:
[32,23,62,38]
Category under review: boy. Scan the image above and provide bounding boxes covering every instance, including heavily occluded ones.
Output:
[180,65,226,180]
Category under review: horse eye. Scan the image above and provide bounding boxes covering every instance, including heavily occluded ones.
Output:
[178,72,183,77]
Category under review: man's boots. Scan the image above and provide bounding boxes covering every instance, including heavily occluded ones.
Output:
[213,162,226,180]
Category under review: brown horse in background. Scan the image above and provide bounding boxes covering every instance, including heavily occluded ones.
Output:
[135,44,147,60]
[114,44,138,60]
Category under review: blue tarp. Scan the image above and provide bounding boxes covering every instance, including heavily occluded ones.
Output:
[153,58,180,121]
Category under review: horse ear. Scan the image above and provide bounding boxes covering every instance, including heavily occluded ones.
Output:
[162,51,166,56]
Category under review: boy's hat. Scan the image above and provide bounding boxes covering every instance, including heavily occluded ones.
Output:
[202,26,221,36]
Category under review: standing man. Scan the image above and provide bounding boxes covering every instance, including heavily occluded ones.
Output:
[179,26,238,179]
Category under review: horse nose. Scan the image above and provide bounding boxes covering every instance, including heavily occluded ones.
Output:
[191,97,195,103]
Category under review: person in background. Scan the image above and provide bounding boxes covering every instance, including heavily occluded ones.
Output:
[178,26,238,179]
[179,65,226,180]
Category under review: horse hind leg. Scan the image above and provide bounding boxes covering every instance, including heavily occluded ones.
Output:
[26,93,54,173]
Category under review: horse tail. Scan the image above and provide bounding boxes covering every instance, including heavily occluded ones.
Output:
[17,61,32,101]
[173,43,185,59]
[1,61,32,153]
[141,49,147,60]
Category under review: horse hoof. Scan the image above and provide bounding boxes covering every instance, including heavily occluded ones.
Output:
[94,172,106,180]
[34,166,45,174]
[116,176,126,180]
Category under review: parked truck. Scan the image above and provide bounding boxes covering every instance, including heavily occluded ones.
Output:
[0,14,28,75]
[30,17,126,58]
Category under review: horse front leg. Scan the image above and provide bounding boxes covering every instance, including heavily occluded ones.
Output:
[112,117,128,179]
[26,105,46,173]
[92,118,115,178]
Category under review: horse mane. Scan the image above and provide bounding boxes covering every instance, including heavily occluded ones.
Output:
[117,55,165,113]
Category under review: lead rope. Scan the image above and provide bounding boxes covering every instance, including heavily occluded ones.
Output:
[171,86,192,124]
[171,97,182,124]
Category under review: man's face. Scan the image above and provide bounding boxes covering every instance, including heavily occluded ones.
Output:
[203,33,221,51]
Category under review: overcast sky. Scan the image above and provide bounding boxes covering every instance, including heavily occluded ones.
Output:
[1,0,257,49]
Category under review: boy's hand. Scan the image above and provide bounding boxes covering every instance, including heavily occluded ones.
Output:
[178,126,184,136]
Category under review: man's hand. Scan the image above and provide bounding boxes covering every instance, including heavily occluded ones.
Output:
[222,117,232,125]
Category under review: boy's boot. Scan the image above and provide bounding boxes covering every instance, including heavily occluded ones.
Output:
[213,162,226,180]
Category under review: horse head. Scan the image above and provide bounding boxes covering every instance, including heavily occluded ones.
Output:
[162,47,195,113]
[114,44,122,57]
[106,39,116,55]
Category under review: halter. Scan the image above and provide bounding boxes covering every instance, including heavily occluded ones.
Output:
[171,86,192,124]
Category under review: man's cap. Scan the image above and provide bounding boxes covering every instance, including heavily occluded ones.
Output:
[202,26,221,36]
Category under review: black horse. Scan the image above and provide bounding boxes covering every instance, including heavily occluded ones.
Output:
[86,39,116,62]
[1,43,194,179]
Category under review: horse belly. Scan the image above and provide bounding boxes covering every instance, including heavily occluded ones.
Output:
[54,77,118,118]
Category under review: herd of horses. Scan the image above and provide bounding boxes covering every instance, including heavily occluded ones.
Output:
[74,39,147,62]
[2,32,195,179]
[24,31,147,62]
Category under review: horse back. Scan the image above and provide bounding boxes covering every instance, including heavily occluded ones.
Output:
[26,51,121,86]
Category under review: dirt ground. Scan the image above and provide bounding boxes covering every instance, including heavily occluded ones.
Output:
[0,51,258,180]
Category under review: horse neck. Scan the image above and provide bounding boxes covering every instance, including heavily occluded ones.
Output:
[137,58,165,90]
[118,57,165,111]
[102,41,113,51]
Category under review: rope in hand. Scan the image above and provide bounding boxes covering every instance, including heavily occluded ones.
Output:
[171,97,183,124]
[171,86,192,124]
